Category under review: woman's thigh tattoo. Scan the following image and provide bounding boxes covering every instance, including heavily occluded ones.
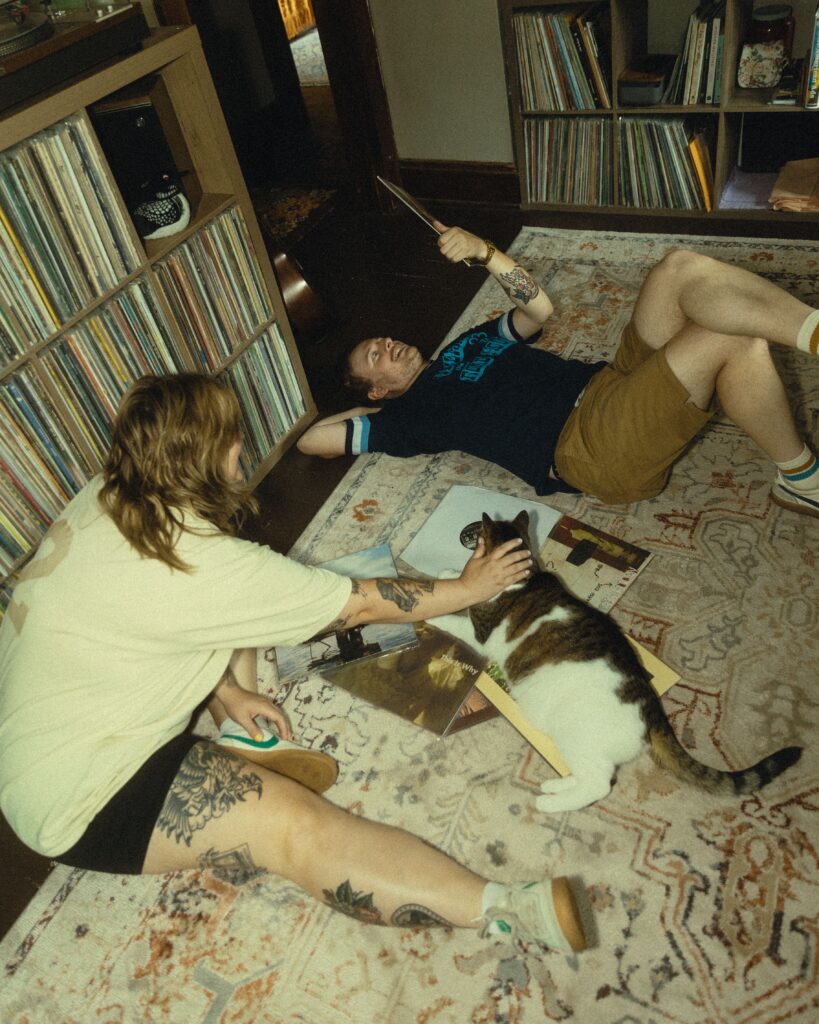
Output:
[156,742,262,847]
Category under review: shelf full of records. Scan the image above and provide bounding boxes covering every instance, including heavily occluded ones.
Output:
[0,112,140,369]
[523,117,613,204]
[618,118,713,210]
[222,323,306,475]
[152,206,274,372]
[0,104,310,609]
[512,3,612,111]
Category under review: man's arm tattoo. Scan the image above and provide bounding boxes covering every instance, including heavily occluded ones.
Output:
[375,577,435,613]
[499,265,540,305]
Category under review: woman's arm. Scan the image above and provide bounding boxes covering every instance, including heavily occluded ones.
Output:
[323,535,532,631]
[433,221,554,346]
[297,406,381,458]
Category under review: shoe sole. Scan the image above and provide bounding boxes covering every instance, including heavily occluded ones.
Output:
[771,486,819,519]
[551,877,588,953]
[221,744,339,794]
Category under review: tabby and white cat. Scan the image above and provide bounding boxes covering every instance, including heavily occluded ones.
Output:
[432,511,801,813]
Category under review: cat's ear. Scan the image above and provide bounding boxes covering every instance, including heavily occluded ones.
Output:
[481,513,493,529]
[513,509,530,533]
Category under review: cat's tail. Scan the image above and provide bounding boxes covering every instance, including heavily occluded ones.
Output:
[647,720,801,794]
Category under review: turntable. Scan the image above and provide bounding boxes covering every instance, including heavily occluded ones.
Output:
[0,2,150,113]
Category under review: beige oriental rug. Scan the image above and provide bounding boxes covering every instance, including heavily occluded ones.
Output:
[2,228,818,1023]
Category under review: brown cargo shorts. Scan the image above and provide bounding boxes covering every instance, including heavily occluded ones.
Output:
[553,319,716,504]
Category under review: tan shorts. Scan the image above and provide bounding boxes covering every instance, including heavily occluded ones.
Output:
[553,320,715,504]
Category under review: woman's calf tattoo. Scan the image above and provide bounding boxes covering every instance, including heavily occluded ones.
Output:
[157,743,262,847]
[323,880,454,929]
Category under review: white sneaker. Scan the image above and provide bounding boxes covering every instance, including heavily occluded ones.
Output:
[479,878,587,952]
[771,476,819,519]
[217,718,338,793]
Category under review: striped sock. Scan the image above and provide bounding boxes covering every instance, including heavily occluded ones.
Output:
[796,310,819,356]
[776,445,818,492]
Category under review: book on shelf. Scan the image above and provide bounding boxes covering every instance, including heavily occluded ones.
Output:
[687,131,715,212]
[665,2,724,105]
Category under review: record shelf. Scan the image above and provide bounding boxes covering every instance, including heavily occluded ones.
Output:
[498,0,819,222]
[0,26,317,612]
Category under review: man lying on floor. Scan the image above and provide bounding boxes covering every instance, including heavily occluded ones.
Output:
[297,220,819,519]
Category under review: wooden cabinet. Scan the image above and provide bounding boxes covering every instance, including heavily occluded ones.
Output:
[0,27,316,611]
[498,0,819,222]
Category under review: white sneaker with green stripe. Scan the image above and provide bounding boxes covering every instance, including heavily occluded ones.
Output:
[479,877,587,952]
[217,718,338,793]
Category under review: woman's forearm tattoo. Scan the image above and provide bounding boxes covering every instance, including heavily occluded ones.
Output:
[499,265,539,305]
[375,577,435,613]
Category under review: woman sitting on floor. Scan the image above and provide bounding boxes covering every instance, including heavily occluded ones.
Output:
[0,372,587,953]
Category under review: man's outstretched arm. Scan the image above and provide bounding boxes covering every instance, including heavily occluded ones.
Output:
[297,405,380,458]
[433,221,553,351]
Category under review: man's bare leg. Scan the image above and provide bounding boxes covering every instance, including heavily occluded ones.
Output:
[629,252,819,516]
[632,249,816,352]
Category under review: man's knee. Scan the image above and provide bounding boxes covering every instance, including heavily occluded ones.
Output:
[651,248,712,284]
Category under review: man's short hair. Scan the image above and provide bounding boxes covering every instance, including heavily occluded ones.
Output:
[339,344,373,402]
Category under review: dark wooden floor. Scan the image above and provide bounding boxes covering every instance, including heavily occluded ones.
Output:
[2,79,816,941]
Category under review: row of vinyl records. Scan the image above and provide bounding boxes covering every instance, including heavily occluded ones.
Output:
[512,3,611,112]
[523,117,713,209]
[0,113,139,359]
[0,318,305,582]
[2,195,270,382]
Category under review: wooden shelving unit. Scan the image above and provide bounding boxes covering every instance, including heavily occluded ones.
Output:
[498,0,819,222]
[0,27,317,607]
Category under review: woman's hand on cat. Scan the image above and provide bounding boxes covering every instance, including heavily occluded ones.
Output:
[458,536,532,602]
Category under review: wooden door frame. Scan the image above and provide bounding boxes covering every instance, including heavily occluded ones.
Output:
[155,0,399,208]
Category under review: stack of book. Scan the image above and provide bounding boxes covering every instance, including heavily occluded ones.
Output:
[663,1,725,106]
[618,118,713,210]
[512,3,611,111]
[524,117,613,205]
[153,206,274,372]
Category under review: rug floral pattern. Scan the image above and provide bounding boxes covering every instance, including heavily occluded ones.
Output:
[2,228,817,1023]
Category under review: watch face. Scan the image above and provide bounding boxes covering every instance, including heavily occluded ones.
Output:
[459,520,482,550]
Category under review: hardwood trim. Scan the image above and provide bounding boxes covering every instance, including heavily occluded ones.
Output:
[311,0,398,207]
[397,160,520,207]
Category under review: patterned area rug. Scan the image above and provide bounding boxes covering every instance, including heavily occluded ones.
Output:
[2,228,818,1023]
[291,27,328,87]
[251,184,336,245]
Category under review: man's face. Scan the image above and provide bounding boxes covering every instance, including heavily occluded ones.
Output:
[348,337,424,399]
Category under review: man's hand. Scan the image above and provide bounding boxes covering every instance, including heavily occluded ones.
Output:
[434,221,488,264]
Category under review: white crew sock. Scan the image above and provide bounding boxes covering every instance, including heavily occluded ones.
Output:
[775,444,818,492]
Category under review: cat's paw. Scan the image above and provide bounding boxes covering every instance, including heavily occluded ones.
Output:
[539,777,576,795]
[535,791,588,813]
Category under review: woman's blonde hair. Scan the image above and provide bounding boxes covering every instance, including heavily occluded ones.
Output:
[100,373,257,571]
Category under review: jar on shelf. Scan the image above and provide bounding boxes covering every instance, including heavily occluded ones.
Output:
[737,4,793,89]
[748,4,795,56]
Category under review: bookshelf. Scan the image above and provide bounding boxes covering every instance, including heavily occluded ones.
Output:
[498,0,819,222]
[0,26,317,612]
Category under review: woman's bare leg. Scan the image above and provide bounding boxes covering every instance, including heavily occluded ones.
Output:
[142,744,584,945]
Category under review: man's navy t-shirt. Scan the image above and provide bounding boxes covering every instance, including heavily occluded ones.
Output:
[345,311,605,495]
